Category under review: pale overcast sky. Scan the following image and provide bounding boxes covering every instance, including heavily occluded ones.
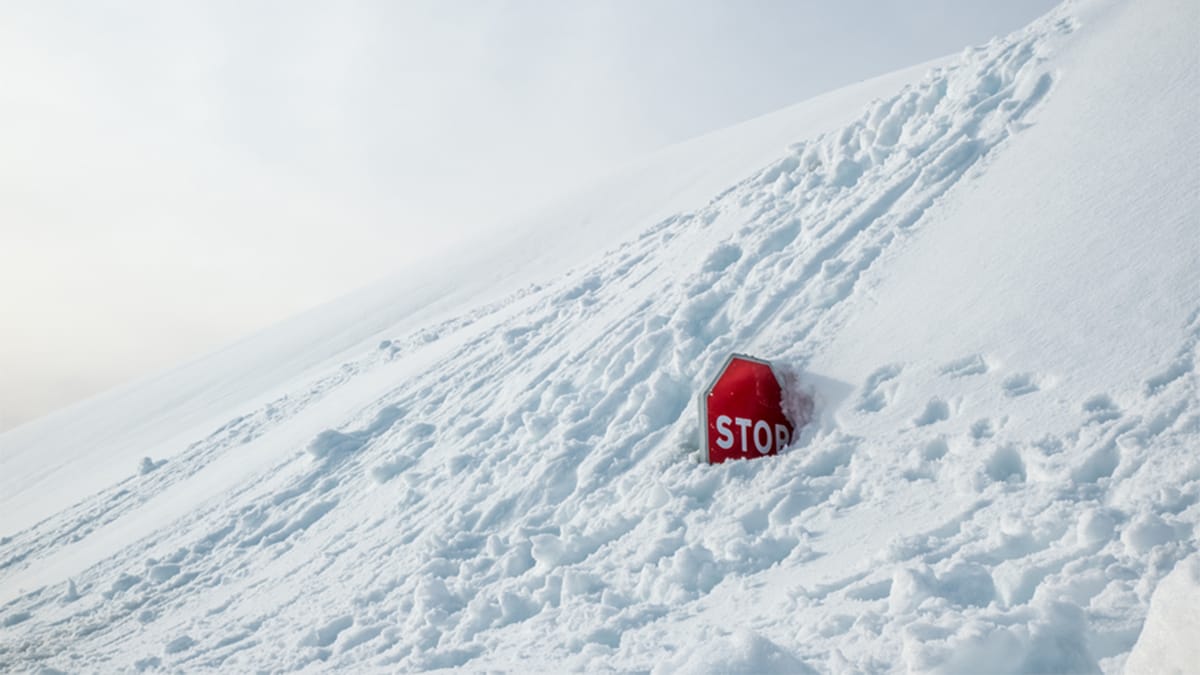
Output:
[0,0,1058,431]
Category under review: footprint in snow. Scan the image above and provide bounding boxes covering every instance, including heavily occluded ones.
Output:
[939,354,990,378]
[913,398,951,427]
[969,418,995,441]
[1082,394,1121,424]
[1002,373,1040,397]
[1143,357,1192,397]
[858,364,903,413]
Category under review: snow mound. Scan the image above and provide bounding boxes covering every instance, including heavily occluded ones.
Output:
[1124,554,1200,675]
[654,628,817,675]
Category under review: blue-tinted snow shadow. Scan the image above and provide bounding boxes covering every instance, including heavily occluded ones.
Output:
[794,371,855,435]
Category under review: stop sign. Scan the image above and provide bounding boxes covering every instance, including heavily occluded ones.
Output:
[700,354,802,465]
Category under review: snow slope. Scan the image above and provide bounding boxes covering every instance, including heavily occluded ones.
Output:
[0,56,939,536]
[1,0,1197,672]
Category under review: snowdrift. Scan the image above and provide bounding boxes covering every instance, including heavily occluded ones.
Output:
[1,0,1197,672]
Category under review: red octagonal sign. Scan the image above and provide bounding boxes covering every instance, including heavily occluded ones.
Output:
[700,354,804,464]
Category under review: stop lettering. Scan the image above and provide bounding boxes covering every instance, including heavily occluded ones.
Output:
[711,414,791,456]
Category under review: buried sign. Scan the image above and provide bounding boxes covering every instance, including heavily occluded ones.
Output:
[699,353,806,465]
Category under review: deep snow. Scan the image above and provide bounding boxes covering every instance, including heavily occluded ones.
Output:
[1,0,1198,672]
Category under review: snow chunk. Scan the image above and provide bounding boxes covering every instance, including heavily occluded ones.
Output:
[306,429,364,459]
[530,534,565,569]
[1075,508,1117,546]
[62,579,80,603]
[139,456,165,474]
[148,564,181,583]
[913,398,950,427]
[985,445,1026,483]
[889,562,995,614]
[653,629,816,675]
[1121,513,1176,554]
[299,615,354,648]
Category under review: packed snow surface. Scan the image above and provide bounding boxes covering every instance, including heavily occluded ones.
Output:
[2,0,1198,672]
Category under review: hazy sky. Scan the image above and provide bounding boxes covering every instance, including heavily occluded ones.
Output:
[0,0,1058,431]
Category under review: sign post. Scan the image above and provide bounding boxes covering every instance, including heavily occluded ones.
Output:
[700,353,803,464]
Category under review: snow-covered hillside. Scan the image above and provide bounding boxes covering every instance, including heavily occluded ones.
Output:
[2,0,1197,672]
